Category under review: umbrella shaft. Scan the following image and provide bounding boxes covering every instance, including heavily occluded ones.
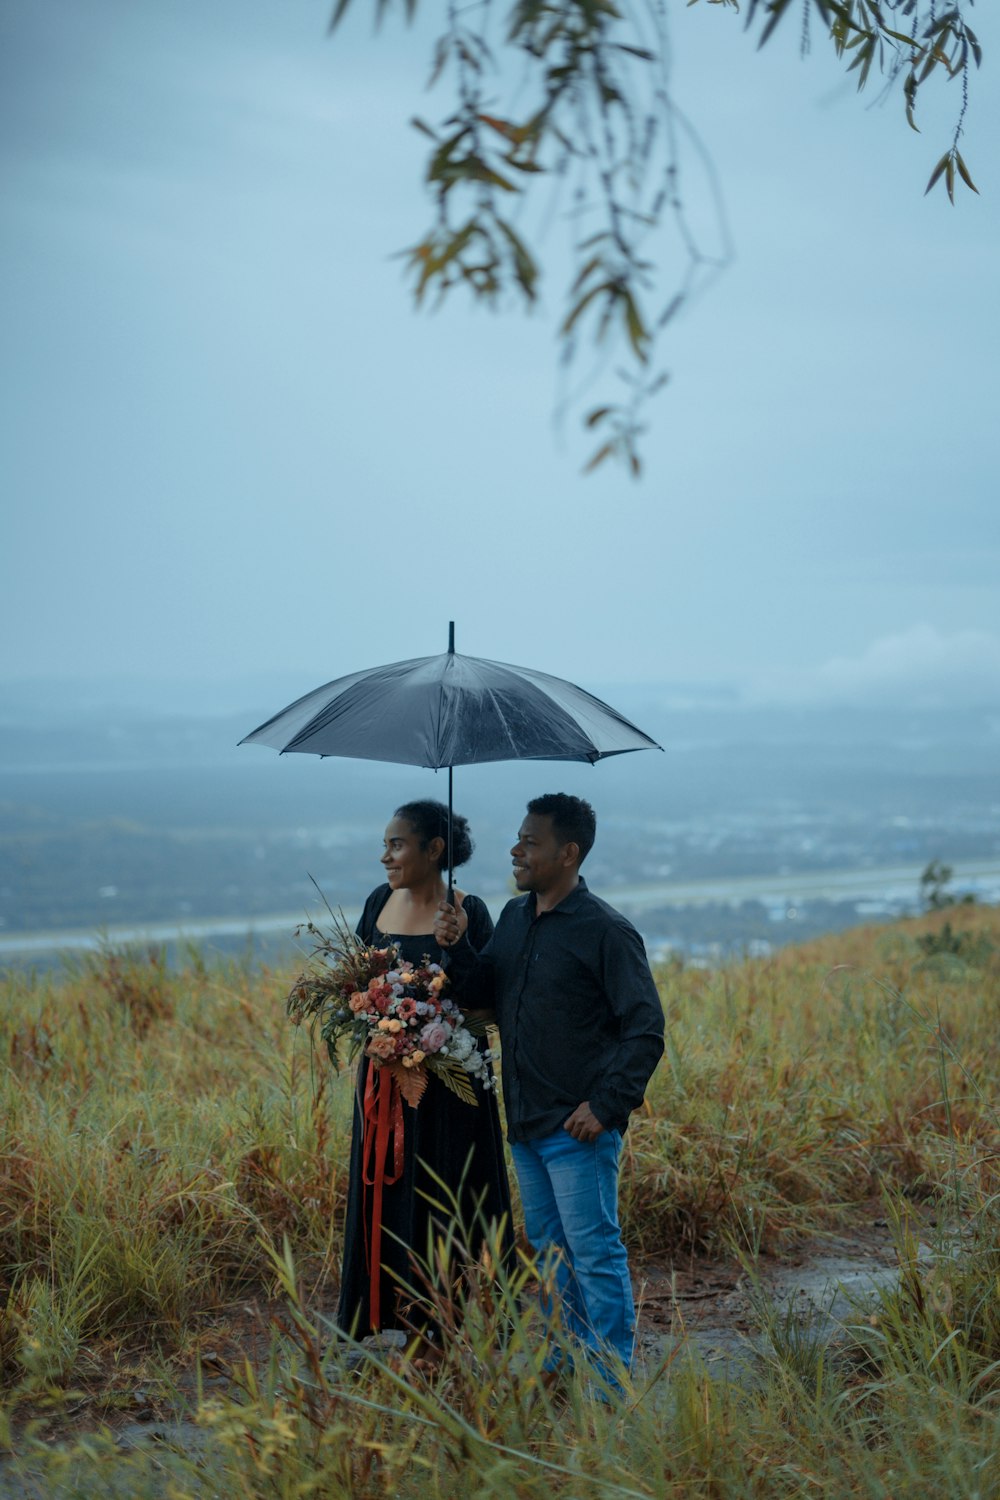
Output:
[447,765,454,904]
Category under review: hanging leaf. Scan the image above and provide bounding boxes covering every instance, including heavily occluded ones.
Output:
[583,441,615,473]
[328,0,354,32]
[562,281,616,337]
[924,152,949,196]
[757,0,795,50]
[955,152,979,194]
[496,219,540,300]
[353,0,985,475]
[478,113,519,140]
[623,290,650,361]
[585,406,613,428]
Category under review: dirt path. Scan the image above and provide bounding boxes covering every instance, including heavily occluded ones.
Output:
[636,1216,918,1376]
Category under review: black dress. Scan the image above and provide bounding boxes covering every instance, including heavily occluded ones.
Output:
[336,885,513,1335]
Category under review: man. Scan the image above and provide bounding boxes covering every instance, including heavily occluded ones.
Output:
[435,792,664,1387]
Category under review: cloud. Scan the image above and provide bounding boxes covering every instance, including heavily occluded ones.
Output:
[752,625,1000,708]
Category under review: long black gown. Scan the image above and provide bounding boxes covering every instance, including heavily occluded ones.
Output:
[336,885,513,1335]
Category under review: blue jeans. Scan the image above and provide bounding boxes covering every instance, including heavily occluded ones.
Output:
[510,1127,635,1382]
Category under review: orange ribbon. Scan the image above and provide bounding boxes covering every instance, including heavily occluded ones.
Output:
[360,1063,405,1329]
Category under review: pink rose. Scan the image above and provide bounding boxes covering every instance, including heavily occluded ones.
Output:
[419,1020,451,1053]
[367,1034,396,1060]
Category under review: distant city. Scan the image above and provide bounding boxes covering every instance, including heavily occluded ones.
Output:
[2,682,999,970]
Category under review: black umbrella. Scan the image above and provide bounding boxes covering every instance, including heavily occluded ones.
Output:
[240,623,661,891]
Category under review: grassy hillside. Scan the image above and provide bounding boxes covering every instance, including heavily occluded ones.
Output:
[2,906,998,1495]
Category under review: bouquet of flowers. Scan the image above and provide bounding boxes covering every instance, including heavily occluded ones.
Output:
[286,910,494,1108]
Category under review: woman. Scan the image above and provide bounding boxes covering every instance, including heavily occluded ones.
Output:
[337,799,512,1337]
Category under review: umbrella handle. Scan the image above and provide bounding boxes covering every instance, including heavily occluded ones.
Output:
[446,623,455,904]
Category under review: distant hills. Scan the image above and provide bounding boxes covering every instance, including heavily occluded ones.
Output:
[2,682,998,962]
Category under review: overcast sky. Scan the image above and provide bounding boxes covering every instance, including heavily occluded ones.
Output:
[2,0,998,711]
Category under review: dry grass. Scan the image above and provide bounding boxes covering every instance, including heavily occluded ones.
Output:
[625,905,1000,1259]
[2,905,999,1496]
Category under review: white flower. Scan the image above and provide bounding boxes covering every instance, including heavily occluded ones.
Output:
[449,1030,475,1062]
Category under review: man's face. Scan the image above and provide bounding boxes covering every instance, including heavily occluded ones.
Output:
[510,813,573,894]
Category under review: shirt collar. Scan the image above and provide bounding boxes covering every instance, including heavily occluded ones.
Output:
[527,875,589,919]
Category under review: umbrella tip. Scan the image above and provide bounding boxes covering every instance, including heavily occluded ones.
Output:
[448,621,455,654]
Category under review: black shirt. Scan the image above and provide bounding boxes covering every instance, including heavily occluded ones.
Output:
[447,878,665,1142]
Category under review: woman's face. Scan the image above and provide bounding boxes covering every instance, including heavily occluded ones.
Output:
[380,816,441,889]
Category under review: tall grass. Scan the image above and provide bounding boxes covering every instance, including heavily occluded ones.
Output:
[8,1213,1000,1499]
[624,907,1000,1261]
[2,904,999,1495]
[1,944,352,1393]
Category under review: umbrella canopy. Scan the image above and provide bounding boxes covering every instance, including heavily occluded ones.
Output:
[240,645,660,768]
[241,626,661,892]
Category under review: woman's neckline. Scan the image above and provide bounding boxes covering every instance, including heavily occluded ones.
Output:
[375,881,466,940]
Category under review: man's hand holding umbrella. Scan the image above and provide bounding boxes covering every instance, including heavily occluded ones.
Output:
[434,899,466,948]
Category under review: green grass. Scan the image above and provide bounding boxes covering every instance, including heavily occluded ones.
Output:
[2,904,999,1496]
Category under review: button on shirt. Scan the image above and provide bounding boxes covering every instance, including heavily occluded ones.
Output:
[446,878,665,1143]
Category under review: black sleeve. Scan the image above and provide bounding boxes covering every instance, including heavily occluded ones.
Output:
[354,885,390,944]
[587,920,665,1130]
[443,928,496,1008]
[461,893,495,954]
